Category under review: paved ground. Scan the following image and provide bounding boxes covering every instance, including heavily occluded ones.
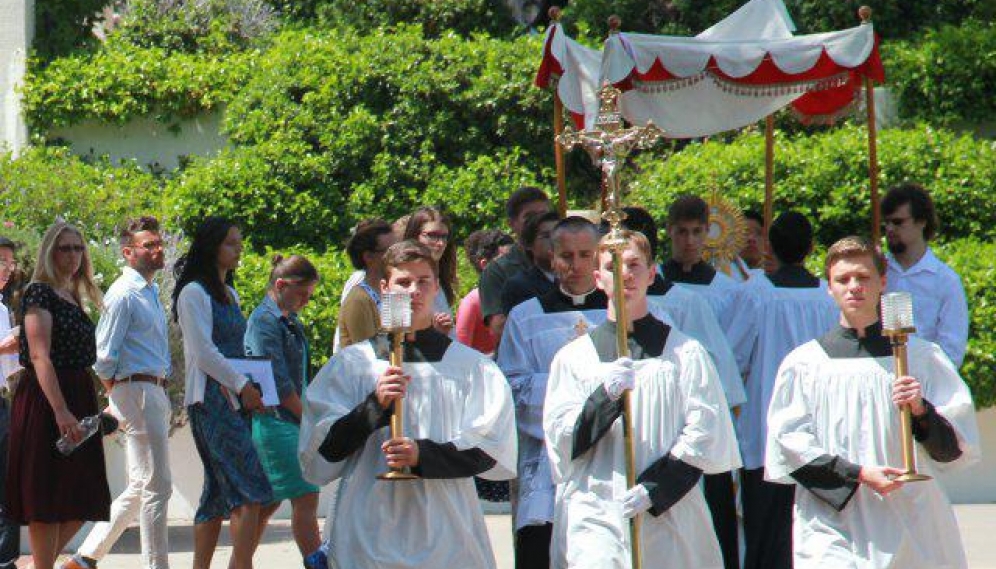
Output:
[19,504,996,568]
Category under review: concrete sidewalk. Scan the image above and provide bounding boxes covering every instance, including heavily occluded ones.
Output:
[24,504,996,568]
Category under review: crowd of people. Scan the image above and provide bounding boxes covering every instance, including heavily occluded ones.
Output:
[0,181,980,569]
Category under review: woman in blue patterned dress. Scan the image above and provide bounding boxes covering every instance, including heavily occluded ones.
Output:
[173,218,273,569]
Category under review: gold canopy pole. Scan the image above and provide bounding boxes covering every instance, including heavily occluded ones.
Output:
[550,7,569,218]
[859,6,882,243]
[556,39,665,565]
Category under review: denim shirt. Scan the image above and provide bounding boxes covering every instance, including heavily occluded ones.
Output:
[245,294,310,424]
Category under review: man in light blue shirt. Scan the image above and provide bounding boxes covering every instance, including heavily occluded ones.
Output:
[65,217,172,569]
[882,183,969,367]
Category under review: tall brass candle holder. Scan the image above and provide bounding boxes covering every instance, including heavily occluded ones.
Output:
[557,74,664,569]
[377,291,419,481]
[880,291,931,483]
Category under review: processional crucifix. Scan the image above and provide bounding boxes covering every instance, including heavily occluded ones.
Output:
[557,80,664,569]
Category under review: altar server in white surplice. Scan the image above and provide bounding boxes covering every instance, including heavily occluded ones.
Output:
[544,230,741,569]
[725,212,837,569]
[628,203,743,569]
[299,240,516,569]
[618,207,745,410]
[497,217,606,569]
[766,236,980,569]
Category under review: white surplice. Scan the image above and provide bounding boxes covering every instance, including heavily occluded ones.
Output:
[765,338,980,569]
[299,339,517,569]
[725,277,837,469]
[544,329,742,569]
[648,285,746,408]
[497,296,606,530]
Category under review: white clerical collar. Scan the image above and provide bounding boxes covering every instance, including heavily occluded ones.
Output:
[560,284,597,306]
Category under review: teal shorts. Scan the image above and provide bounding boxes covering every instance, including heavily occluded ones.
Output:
[251,413,319,503]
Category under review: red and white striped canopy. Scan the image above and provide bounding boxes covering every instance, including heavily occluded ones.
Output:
[535,0,885,138]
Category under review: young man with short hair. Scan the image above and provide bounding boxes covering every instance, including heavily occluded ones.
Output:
[725,211,837,569]
[766,236,979,569]
[881,182,968,366]
[544,230,740,569]
[498,217,607,569]
[500,211,561,315]
[300,240,517,569]
[480,187,553,337]
[65,217,173,569]
[660,197,742,569]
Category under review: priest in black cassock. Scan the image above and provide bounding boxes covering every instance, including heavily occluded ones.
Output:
[298,240,517,569]
[766,236,979,569]
[544,230,741,569]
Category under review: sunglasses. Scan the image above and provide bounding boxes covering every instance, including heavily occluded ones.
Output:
[56,244,86,254]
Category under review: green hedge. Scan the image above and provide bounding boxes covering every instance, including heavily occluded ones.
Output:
[883,20,996,125]
[22,39,258,130]
[627,124,996,246]
[163,26,559,249]
[934,239,996,409]
[0,146,162,237]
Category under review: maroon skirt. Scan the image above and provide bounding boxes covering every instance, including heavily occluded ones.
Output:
[4,367,110,524]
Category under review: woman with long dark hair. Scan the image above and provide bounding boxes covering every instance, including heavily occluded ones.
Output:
[403,207,457,336]
[173,217,272,569]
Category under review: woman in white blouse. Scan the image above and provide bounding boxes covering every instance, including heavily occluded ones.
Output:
[172,218,271,569]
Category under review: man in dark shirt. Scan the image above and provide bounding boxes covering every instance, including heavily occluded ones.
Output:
[479,187,552,339]
[500,211,560,316]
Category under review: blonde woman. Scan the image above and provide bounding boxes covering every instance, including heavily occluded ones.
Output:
[5,222,110,569]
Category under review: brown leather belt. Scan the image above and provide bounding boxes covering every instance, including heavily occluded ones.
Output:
[117,373,167,387]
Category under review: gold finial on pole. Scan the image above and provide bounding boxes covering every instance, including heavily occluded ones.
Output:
[858,6,873,24]
[549,6,562,22]
[556,84,664,569]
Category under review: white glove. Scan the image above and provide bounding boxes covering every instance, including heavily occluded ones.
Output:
[602,357,635,401]
[621,484,652,519]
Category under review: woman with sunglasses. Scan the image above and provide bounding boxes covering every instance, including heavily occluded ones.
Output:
[403,207,457,337]
[5,222,110,569]
[245,254,326,569]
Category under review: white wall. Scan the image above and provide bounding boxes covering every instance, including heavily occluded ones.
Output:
[0,0,32,156]
[48,110,228,171]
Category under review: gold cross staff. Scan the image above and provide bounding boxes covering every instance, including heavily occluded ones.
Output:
[556,79,664,569]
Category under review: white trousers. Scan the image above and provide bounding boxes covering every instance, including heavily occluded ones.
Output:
[79,381,173,569]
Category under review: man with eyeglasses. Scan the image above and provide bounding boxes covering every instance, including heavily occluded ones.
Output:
[0,236,21,569]
[64,217,173,569]
[881,183,968,367]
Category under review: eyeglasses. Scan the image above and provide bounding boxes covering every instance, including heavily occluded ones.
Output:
[55,244,86,254]
[133,240,164,251]
[420,231,450,243]
[883,216,912,228]
[0,260,16,270]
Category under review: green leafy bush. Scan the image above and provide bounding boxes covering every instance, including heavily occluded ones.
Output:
[22,39,258,129]
[165,27,556,249]
[0,146,162,237]
[562,0,992,40]
[315,0,515,38]
[627,124,996,247]
[883,20,996,125]
[934,239,996,409]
